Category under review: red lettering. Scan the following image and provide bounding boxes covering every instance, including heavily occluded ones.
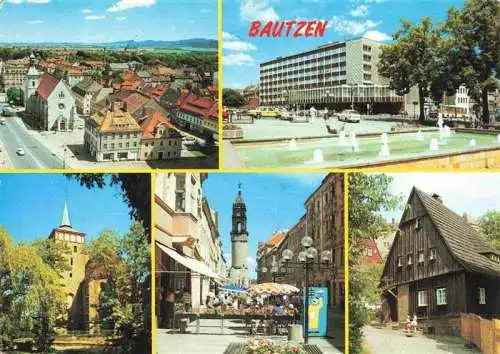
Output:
[285,21,296,37]
[294,21,307,37]
[261,21,273,37]
[272,22,284,37]
[248,21,261,37]
[315,21,328,36]
[305,22,315,37]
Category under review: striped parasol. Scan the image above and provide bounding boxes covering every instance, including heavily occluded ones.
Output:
[247,282,300,296]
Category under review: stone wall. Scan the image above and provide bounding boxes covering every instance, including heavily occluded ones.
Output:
[361,148,500,170]
[420,315,462,336]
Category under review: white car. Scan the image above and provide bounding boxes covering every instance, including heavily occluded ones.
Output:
[0,118,6,125]
[16,148,25,156]
[338,109,361,123]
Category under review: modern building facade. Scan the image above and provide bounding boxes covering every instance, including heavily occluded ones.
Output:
[228,185,249,286]
[259,37,403,113]
[155,173,225,319]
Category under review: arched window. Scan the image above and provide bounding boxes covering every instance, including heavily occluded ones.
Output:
[237,222,242,233]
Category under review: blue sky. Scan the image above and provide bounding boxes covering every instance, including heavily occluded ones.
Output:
[223,0,466,88]
[202,173,326,278]
[0,0,217,43]
[380,173,500,222]
[0,174,134,243]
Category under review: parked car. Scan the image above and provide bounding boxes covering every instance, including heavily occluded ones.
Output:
[279,108,294,121]
[0,118,6,125]
[338,109,361,123]
[247,107,281,119]
[16,148,25,156]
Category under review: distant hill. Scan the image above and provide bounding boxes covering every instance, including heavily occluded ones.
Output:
[0,38,218,50]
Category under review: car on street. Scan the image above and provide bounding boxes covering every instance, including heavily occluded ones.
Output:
[16,148,25,156]
[279,108,294,121]
[338,109,361,123]
[0,118,6,125]
[248,106,281,119]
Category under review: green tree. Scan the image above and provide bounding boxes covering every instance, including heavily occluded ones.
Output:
[359,262,385,306]
[32,238,72,273]
[6,87,21,105]
[444,0,500,124]
[222,88,246,107]
[348,174,401,354]
[478,210,500,251]
[378,17,442,123]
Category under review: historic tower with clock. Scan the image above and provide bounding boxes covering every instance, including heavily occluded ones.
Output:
[229,183,249,286]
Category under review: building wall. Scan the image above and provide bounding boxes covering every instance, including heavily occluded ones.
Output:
[46,81,77,131]
[140,137,182,160]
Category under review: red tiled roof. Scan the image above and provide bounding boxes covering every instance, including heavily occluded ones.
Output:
[140,85,168,102]
[267,232,285,247]
[36,73,60,101]
[121,92,150,114]
[140,111,178,139]
[177,94,218,121]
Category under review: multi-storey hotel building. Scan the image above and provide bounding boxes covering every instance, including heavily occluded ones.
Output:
[259,37,404,113]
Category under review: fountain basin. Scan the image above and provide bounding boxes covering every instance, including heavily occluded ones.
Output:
[228,129,500,169]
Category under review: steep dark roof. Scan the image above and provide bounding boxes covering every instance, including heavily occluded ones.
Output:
[414,187,500,278]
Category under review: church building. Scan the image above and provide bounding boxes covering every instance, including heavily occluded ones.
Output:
[48,200,108,333]
[24,54,77,131]
[228,184,249,287]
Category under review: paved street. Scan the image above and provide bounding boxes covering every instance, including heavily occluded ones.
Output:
[156,319,343,354]
[363,326,480,354]
[0,117,63,169]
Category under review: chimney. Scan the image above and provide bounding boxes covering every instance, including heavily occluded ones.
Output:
[430,193,443,203]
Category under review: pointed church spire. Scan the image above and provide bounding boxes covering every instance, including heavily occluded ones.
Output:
[61,200,71,228]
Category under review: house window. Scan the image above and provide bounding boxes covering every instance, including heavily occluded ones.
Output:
[479,287,486,305]
[418,251,425,263]
[103,144,107,149]
[175,191,185,212]
[397,256,403,267]
[429,247,437,261]
[73,246,77,252]
[415,217,423,229]
[70,258,73,266]
[418,290,428,307]
[58,103,65,109]
[366,247,373,257]
[59,91,65,98]
[69,272,72,278]
[407,254,413,266]
[436,288,447,305]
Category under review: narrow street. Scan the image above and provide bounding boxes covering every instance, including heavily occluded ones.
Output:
[0,116,63,169]
[363,326,480,354]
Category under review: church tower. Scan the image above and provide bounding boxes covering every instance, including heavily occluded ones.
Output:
[24,53,40,107]
[49,199,89,330]
[229,183,248,286]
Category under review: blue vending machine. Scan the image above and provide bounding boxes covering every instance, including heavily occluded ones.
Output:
[305,287,328,337]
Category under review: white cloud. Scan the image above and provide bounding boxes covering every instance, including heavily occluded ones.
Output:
[350,5,368,17]
[223,32,238,41]
[27,20,42,24]
[200,8,211,13]
[240,0,279,22]
[116,16,127,21]
[364,30,391,41]
[107,0,155,12]
[330,16,380,35]
[384,173,500,219]
[223,52,256,66]
[81,9,92,13]
[85,15,106,20]
[248,256,256,266]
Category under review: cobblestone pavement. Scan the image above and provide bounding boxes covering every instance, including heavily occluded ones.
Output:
[156,319,343,354]
[363,325,480,354]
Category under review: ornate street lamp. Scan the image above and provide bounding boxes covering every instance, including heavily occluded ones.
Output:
[279,234,333,344]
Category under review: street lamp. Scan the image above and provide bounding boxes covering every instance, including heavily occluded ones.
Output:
[278,235,333,344]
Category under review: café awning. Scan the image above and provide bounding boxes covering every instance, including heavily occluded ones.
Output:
[156,241,224,282]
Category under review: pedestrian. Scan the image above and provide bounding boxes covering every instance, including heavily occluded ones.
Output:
[181,288,191,312]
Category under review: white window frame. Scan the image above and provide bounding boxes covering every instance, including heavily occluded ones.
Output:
[478,287,486,305]
[429,247,437,260]
[418,290,428,307]
[436,288,447,305]
[397,256,403,267]
[418,251,425,263]
[407,254,413,266]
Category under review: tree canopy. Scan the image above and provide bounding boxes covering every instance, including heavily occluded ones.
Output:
[478,210,500,251]
[348,173,401,354]
[222,88,246,107]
